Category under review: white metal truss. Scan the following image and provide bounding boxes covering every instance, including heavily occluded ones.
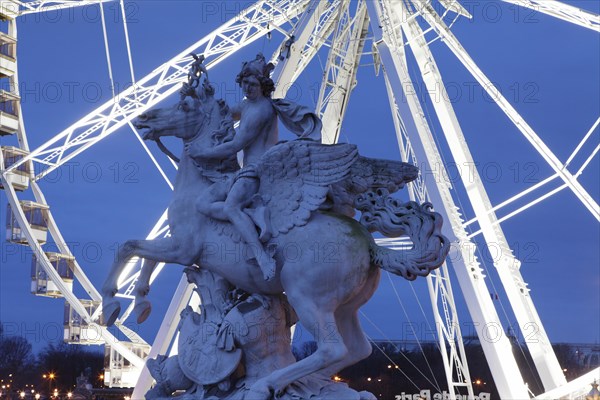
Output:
[380,65,474,398]
[316,0,369,144]
[369,3,498,397]
[500,0,600,32]
[5,0,311,180]
[271,0,340,97]
[387,82,476,398]
[373,27,530,397]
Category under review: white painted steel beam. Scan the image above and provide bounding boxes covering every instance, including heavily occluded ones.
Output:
[368,2,480,397]
[535,367,600,400]
[6,0,310,180]
[271,0,339,97]
[400,1,568,392]
[501,0,600,32]
[317,0,369,144]
[419,3,599,221]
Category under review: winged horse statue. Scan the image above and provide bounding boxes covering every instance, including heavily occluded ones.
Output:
[100,80,449,399]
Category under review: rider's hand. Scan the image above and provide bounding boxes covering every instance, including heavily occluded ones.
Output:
[185,141,205,158]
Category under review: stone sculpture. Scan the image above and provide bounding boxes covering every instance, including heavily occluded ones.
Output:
[101,54,450,399]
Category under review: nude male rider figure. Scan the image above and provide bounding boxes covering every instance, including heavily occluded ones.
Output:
[188,54,279,281]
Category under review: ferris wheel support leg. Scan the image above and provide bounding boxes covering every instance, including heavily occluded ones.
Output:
[316,0,370,144]
[271,0,324,96]
[367,2,530,398]
[379,55,530,399]
[402,2,568,391]
[131,274,195,399]
[380,36,475,400]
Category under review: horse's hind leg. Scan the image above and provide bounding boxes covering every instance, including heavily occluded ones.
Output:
[247,300,348,400]
[319,268,380,378]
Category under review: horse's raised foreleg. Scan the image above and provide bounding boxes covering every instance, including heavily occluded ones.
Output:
[132,259,159,324]
[102,237,201,326]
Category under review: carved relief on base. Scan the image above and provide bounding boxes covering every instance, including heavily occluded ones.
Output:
[145,269,375,400]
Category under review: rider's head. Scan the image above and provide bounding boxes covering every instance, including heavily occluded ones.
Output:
[235,53,275,98]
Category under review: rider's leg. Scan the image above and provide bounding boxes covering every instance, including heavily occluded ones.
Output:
[223,177,276,281]
[196,180,229,221]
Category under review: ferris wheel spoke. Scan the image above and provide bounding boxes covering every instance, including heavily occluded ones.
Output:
[118,0,136,84]
[463,118,600,231]
[370,2,481,395]
[565,116,600,168]
[127,121,175,190]
[419,3,600,221]
[500,0,600,33]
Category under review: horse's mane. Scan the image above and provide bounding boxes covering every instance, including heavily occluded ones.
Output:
[191,96,240,178]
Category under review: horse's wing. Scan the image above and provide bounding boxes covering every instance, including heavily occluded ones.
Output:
[328,156,420,217]
[258,140,358,237]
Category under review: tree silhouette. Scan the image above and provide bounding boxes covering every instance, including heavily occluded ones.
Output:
[37,342,103,392]
[0,323,36,389]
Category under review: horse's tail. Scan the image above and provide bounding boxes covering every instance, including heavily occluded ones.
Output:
[356,190,450,281]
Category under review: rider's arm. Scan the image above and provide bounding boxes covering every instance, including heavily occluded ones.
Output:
[187,114,259,160]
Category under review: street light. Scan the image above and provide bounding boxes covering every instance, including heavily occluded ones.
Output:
[43,373,56,396]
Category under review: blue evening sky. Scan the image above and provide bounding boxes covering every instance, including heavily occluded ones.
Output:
[0,0,598,354]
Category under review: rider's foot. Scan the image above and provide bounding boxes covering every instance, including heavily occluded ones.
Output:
[258,253,276,281]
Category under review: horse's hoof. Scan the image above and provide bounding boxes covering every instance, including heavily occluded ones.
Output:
[134,299,152,324]
[102,300,121,327]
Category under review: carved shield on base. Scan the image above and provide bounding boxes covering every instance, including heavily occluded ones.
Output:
[177,312,242,385]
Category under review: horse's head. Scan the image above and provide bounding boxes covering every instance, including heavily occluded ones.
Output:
[134,80,224,143]
[133,96,207,142]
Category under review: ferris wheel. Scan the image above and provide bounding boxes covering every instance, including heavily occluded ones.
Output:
[0,0,598,399]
